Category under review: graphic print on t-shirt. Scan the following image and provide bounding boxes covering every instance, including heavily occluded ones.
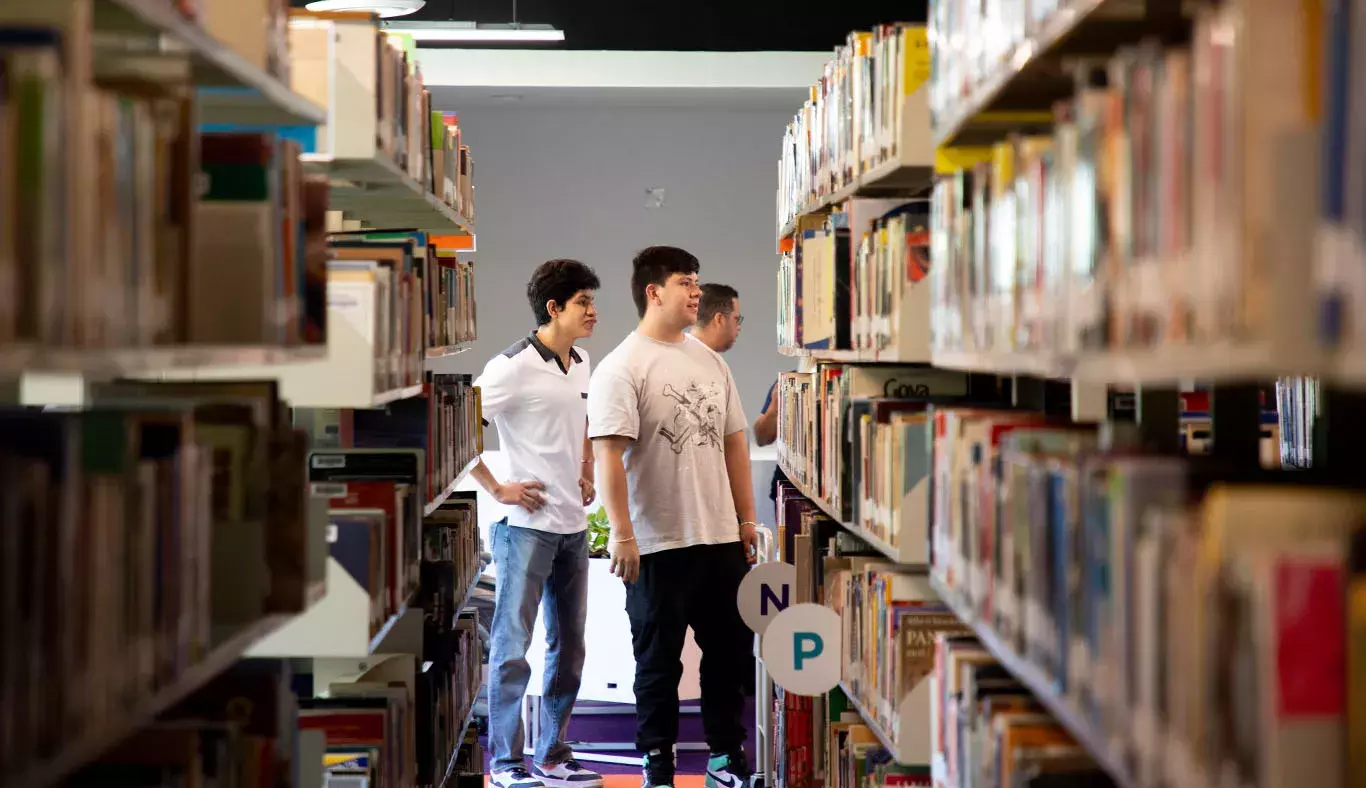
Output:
[658,380,723,453]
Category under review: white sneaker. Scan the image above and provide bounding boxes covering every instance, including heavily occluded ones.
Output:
[534,759,604,788]
[492,767,546,788]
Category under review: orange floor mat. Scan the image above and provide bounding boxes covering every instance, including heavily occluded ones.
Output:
[485,775,704,787]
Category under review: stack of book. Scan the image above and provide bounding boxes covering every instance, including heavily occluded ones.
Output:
[297,371,483,504]
[931,635,1119,788]
[325,231,437,395]
[775,364,969,557]
[303,654,420,788]
[0,31,326,352]
[0,380,310,778]
[431,252,479,349]
[825,701,933,788]
[777,24,930,234]
[419,607,484,786]
[68,660,303,788]
[928,2,1321,367]
[418,491,483,787]
[772,689,818,788]
[312,448,424,638]
[198,132,330,347]
[930,404,1366,788]
[432,111,477,224]
[287,14,477,224]
[780,197,933,359]
[826,560,970,763]
[1273,377,1318,469]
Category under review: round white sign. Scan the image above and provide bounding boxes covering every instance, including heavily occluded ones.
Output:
[737,562,799,636]
[761,603,842,696]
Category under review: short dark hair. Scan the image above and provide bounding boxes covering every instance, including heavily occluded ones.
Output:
[527,259,600,325]
[697,283,738,325]
[630,246,700,317]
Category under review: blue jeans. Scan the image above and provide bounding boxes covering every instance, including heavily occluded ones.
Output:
[488,519,589,772]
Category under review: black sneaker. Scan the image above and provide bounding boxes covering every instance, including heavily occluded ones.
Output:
[492,767,545,788]
[641,748,676,788]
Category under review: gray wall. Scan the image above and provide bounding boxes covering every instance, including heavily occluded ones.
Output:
[432,102,797,429]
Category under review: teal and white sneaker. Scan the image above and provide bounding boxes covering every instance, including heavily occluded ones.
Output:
[705,751,754,788]
[641,748,676,788]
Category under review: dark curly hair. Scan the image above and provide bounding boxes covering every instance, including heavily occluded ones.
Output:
[527,259,600,326]
[630,246,700,318]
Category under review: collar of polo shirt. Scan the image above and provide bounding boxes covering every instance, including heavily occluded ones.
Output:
[527,331,582,374]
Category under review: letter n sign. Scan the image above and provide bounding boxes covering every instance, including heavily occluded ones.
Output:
[737,562,798,636]
[760,582,789,617]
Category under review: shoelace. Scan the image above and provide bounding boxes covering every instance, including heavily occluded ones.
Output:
[506,768,535,781]
[562,760,586,773]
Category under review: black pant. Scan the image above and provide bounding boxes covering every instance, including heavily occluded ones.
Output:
[625,542,750,755]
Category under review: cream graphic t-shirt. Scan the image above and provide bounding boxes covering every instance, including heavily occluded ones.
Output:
[587,332,747,554]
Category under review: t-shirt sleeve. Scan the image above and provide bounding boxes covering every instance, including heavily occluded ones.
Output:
[587,361,639,440]
[723,362,748,436]
[760,377,777,414]
[472,355,516,424]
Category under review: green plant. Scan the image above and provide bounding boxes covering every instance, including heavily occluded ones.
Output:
[587,506,611,557]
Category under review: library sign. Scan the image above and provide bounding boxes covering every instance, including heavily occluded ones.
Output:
[761,604,842,696]
[737,562,798,635]
[737,567,841,695]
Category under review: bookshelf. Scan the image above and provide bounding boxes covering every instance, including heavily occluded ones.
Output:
[1,3,487,786]
[771,5,1362,788]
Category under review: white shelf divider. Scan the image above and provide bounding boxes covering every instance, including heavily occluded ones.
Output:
[152,317,425,409]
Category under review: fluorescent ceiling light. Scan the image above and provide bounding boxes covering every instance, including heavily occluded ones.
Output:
[381,21,565,43]
[305,0,425,17]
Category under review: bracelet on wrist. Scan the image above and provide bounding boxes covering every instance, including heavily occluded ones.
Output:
[611,536,636,544]
[739,521,759,529]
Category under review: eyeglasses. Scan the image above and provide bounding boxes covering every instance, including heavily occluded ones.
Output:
[733,314,744,326]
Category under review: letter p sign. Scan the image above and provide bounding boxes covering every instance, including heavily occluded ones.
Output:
[761,603,841,697]
[793,632,823,670]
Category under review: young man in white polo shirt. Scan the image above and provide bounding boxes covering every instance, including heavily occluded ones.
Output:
[587,246,760,788]
[473,259,604,788]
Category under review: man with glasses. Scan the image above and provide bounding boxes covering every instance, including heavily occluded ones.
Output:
[691,283,743,354]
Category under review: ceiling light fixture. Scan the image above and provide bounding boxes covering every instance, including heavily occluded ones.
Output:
[380,20,565,43]
[304,0,425,18]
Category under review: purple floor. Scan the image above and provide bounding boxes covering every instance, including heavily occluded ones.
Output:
[483,696,758,776]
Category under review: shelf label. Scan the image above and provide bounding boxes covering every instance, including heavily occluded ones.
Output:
[311,482,347,498]
[737,562,798,636]
[761,603,842,696]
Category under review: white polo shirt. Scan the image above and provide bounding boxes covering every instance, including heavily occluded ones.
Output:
[474,332,590,534]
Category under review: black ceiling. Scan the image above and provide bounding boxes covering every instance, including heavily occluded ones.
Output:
[294,0,929,51]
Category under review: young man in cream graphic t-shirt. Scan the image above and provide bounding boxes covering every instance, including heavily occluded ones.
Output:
[587,246,760,788]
